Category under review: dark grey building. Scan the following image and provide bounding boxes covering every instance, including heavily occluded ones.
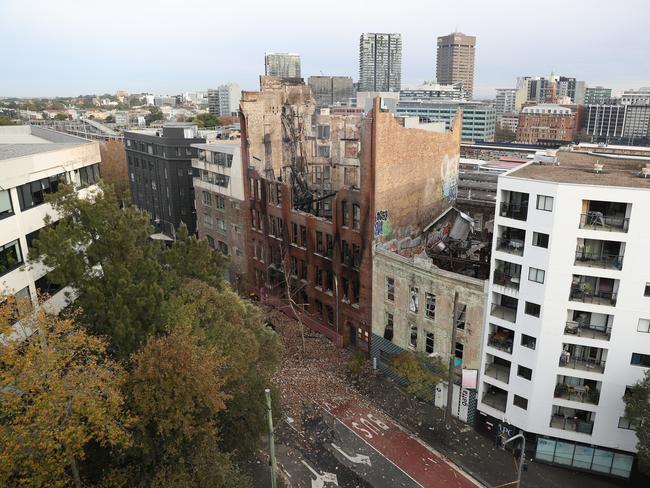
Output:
[124,123,205,236]
[308,76,355,107]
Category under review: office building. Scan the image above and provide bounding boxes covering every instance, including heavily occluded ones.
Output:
[264,52,301,78]
[583,104,626,143]
[621,87,650,105]
[192,141,246,289]
[124,123,205,236]
[0,126,101,312]
[359,33,402,92]
[400,82,465,102]
[436,32,476,100]
[477,148,650,479]
[621,104,650,142]
[495,89,517,117]
[584,87,613,105]
[516,104,577,145]
[308,76,355,107]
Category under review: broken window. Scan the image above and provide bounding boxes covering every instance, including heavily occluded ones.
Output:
[317,124,330,139]
[352,204,361,230]
[384,312,394,341]
[425,292,436,319]
[455,342,464,361]
[409,287,419,313]
[386,277,395,301]
[344,167,358,187]
[409,324,418,349]
[426,332,434,354]
[317,145,331,158]
[455,303,467,330]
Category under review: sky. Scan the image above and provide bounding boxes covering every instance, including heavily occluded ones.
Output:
[1,0,649,99]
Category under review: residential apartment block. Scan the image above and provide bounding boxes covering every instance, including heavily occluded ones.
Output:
[0,126,101,311]
[478,154,650,479]
[516,104,578,145]
[308,76,355,108]
[264,52,301,78]
[359,33,402,92]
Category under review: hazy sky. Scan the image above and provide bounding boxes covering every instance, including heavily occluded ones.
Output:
[1,0,648,99]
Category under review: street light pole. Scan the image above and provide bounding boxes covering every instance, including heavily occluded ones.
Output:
[265,388,278,488]
[502,430,526,488]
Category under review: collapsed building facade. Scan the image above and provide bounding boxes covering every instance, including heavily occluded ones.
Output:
[240,76,461,351]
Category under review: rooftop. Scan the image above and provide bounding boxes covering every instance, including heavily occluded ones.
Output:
[507,159,650,189]
[0,125,89,160]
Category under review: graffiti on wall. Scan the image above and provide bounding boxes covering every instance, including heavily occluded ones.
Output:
[374,209,391,238]
[441,154,459,202]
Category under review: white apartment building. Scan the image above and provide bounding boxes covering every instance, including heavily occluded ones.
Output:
[0,126,101,312]
[218,83,241,117]
[477,155,650,479]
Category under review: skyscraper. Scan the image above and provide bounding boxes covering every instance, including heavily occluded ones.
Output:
[436,32,476,100]
[358,33,402,92]
[264,52,301,78]
[308,76,355,107]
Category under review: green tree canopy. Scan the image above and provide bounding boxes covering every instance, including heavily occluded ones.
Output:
[188,112,221,128]
[624,370,650,474]
[145,106,164,125]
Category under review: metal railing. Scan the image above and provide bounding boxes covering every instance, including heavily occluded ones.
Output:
[488,334,514,353]
[499,202,528,221]
[554,384,601,405]
[559,355,606,373]
[579,213,629,232]
[496,238,525,256]
[574,251,623,270]
[569,287,617,306]
[491,303,518,322]
[550,415,594,434]
[564,321,611,340]
[485,363,511,383]
[482,391,507,412]
[493,270,521,290]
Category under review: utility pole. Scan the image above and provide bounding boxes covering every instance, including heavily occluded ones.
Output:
[445,291,459,421]
[502,430,526,488]
[265,388,278,488]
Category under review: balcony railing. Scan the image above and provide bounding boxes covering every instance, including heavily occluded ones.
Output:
[500,202,528,221]
[482,391,507,412]
[564,321,611,341]
[550,415,594,434]
[488,334,514,353]
[559,354,606,373]
[485,363,511,383]
[554,384,601,405]
[569,287,617,306]
[579,213,629,232]
[491,303,517,322]
[496,238,524,256]
[493,270,521,290]
[574,251,623,270]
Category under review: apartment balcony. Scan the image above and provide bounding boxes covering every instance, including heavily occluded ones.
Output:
[564,310,613,341]
[569,275,618,306]
[550,406,595,435]
[484,355,511,383]
[491,302,517,323]
[579,200,630,233]
[496,237,525,256]
[493,259,522,291]
[564,322,611,341]
[499,202,528,221]
[482,384,508,412]
[559,344,607,374]
[487,324,514,354]
[554,376,601,405]
[574,238,624,270]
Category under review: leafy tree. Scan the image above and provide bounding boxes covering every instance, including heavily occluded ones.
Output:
[0,298,131,488]
[390,351,447,401]
[0,115,16,125]
[189,112,221,128]
[145,106,164,125]
[54,112,69,121]
[99,140,130,206]
[495,124,516,142]
[624,370,650,474]
[29,184,168,358]
[125,327,249,486]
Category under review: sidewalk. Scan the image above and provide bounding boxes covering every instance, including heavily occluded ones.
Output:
[356,373,626,488]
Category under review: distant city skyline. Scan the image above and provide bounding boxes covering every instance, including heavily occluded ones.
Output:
[1,0,648,98]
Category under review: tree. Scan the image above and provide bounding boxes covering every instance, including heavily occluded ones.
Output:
[189,112,221,128]
[54,112,69,121]
[145,106,163,125]
[624,370,650,474]
[124,327,249,486]
[99,140,130,206]
[0,115,16,125]
[390,351,447,401]
[0,298,131,488]
[495,125,516,142]
[29,184,168,358]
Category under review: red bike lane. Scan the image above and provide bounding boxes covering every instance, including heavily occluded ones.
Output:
[321,399,483,488]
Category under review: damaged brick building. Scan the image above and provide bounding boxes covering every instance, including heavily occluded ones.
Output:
[240,76,462,351]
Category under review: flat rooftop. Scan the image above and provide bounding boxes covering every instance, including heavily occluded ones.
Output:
[508,159,650,189]
[0,125,89,160]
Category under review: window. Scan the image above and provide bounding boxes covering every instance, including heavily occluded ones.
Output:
[525,301,541,317]
[202,191,211,206]
[386,277,395,301]
[645,283,650,297]
[316,267,323,288]
[342,201,349,226]
[326,270,333,292]
[384,312,394,341]
[352,279,360,305]
[409,324,418,349]
[631,353,650,367]
[325,234,334,258]
[0,190,13,220]
[300,260,307,280]
[34,271,63,297]
[206,235,215,249]
[276,185,282,206]
[454,342,464,361]
[425,292,436,319]
[251,210,257,229]
[425,332,434,354]
[513,395,528,410]
[352,244,361,269]
[17,174,65,210]
[0,240,23,277]
[215,195,225,209]
[528,267,545,284]
[536,195,554,211]
[217,218,227,233]
[203,213,213,228]
[317,145,331,158]
[517,365,532,380]
[76,164,101,186]
[521,334,536,350]
[638,319,650,333]
[532,232,549,248]
[317,124,330,139]
[352,204,360,230]
[409,287,419,313]
[316,231,323,253]
[455,303,467,330]
[300,225,307,247]
[218,241,229,255]
[618,417,639,430]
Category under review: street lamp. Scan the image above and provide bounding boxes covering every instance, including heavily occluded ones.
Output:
[154,218,176,242]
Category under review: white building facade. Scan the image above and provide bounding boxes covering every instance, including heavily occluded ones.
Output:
[477,159,649,479]
[0,126,101,312]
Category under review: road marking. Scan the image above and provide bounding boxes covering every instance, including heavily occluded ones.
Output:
[300,460,339,488]
[330,443,372,466]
